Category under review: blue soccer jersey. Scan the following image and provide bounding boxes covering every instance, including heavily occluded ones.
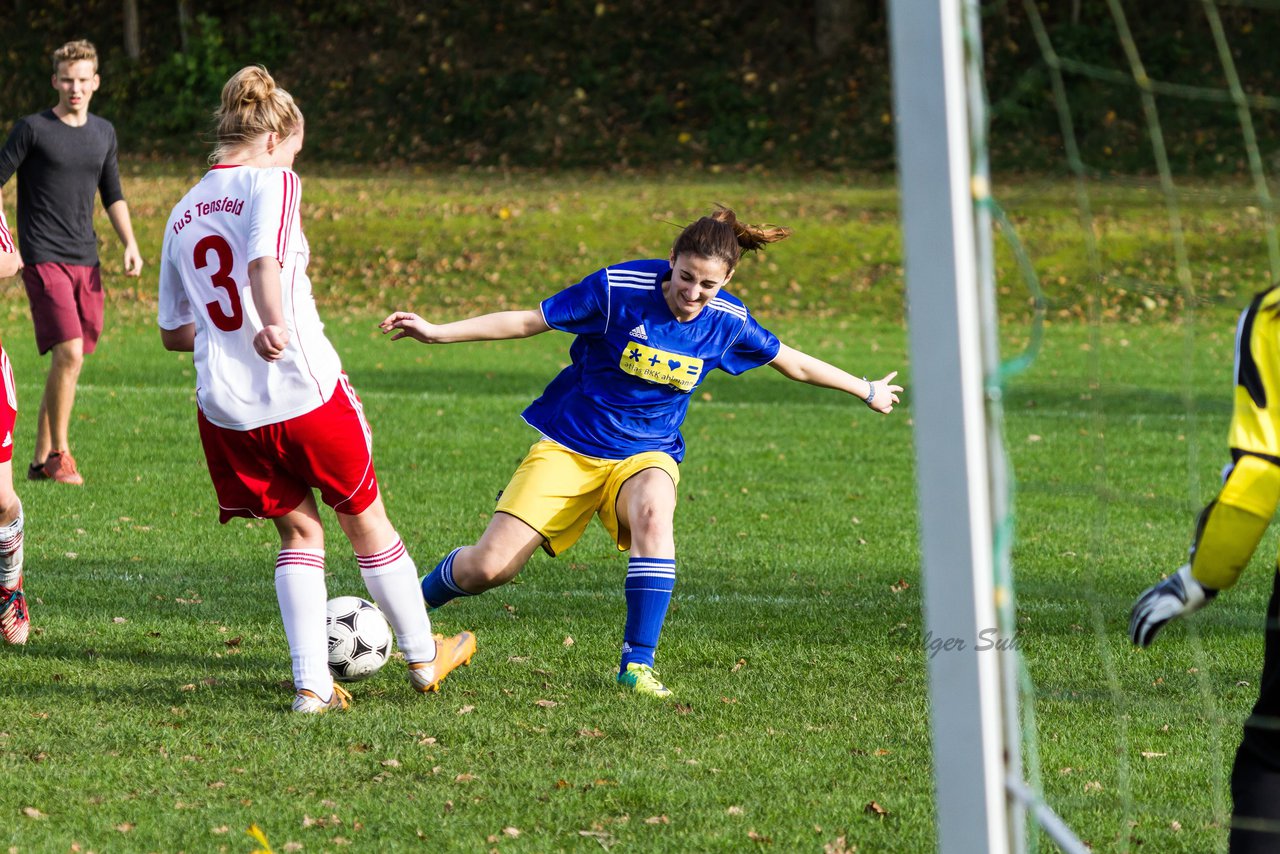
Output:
[522,259,781,462]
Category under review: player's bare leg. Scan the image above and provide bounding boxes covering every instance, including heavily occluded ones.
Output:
[446,512,545,593]
[31,338,83,485]
[614,469,678,698]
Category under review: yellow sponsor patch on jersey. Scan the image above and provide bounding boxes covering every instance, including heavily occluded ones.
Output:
[618,342,703,392]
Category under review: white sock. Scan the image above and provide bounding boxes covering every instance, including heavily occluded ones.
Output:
[358,537,435,663]
[275,549,334,698]
[0,504,22,588]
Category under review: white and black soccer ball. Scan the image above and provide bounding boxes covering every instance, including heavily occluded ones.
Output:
[326,596,392,683]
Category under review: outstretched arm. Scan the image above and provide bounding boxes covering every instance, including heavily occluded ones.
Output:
[379,309,550,344]
[768,343,903,414]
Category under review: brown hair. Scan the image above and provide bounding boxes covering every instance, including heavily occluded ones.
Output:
[52,40,98,74]
[211,66,302,164]
[671,206,792,272]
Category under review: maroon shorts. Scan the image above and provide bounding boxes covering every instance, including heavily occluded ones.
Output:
[197,378,379,523]
[21,263,105,355]
[0,344,16,465]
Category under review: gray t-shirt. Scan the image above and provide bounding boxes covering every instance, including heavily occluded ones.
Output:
[0,110,125,266]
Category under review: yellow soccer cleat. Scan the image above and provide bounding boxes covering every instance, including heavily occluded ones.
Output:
[617,662,673,699]
[408,631,477,693]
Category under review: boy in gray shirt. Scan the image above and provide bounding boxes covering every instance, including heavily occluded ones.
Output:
[0,39,142,486]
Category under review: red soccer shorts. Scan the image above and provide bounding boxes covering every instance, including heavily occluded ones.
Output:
[21,263,105,355]
[0,343,16,465]
[197,377,379,523]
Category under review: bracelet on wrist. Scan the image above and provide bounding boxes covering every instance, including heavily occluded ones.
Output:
[863,377,875,404]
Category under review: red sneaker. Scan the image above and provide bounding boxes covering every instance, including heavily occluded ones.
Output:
[43,451,83,486]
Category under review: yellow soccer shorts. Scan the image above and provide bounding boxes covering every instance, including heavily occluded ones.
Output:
[1191,452,1280,590]
[495,439,681,557]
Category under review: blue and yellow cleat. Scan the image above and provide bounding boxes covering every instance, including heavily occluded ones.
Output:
[617,662,673,699]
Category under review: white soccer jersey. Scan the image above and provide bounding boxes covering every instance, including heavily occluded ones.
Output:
[158,165,342,430]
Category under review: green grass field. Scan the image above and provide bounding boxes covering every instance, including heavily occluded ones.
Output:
[0,168,1266,851]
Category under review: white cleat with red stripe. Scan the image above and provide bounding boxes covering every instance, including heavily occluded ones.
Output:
[0,576,29,645]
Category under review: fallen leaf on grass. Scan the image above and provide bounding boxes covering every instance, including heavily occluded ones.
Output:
[246,823,271,853]
[21,807,45,819]
[563,635,575,646]
[824,836,857,854]
[381,759,401,767]
[727,806,744,816]
[503,826,521,838]
[115,823,134,833]
[1140,751,1167,759]
[455,773,476,783]
[113,616,128,624]
[731,658,746,672]
[535,699,559,708]
[457,705,475,715]
[577,728,605,738]
[864,801,889,817]
[225,636,242,647]
[748,829,773,843]
[211,825,229,834]
[644,815,669,825]
[890,579,910,593]
[579,828,617,849]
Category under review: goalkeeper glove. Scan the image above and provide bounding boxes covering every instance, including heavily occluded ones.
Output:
[1128,564,1218,647]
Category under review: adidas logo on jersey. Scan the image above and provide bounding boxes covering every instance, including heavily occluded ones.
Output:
[629,324,648,341]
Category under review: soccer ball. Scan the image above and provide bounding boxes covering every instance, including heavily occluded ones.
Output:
[326,596,392,682]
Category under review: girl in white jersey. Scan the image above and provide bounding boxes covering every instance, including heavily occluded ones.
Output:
[157,66,476,713]
[0,208,27,645]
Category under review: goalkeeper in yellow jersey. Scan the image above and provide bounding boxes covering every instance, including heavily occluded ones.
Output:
[1129,286,1280,852]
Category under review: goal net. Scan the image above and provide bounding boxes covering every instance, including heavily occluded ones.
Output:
[892,1,1279,851]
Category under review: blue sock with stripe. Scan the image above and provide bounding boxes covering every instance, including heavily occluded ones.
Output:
[420,547,472,609]
[620,556,676,673]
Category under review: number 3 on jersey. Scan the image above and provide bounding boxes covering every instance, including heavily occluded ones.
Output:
[194,234,244,332]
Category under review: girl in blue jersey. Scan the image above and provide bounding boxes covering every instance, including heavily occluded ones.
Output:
[381,207,902,698]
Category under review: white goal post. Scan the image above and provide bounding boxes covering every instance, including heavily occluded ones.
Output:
[886,2,1087,852]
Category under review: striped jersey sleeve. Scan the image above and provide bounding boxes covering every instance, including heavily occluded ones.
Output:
[0,207,12,254]
[541,267,614,335]
[706,294,781,375]
[247,167,301,265]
